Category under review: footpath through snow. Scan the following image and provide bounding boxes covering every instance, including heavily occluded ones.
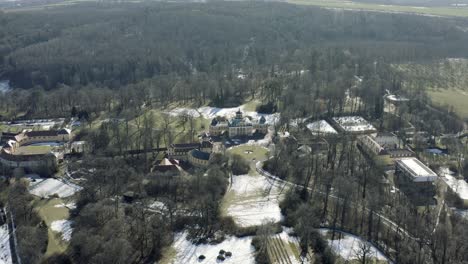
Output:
[225,173,284,227]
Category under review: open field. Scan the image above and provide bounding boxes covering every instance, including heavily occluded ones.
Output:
[14,145,52,155]
[221,172,285,227]
[287,0,468,17]
[227,145,269,171]
[428,89,468,119]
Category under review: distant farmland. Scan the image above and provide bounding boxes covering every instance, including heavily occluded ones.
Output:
[286,0,468,17]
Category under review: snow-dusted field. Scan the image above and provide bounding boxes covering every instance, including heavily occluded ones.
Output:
[29,178,82,198]
[170,232,255,264]
[50,220,73,242]
[440,169,468,201]
[0,224,12,264]
[306,120,338,135]
[319,229,393,263]
[224,173,285,227]
[166,104,279,125]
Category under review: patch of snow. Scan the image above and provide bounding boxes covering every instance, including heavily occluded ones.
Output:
[170,232,255,264]
[306,120,338,135]
[166,104,279,125]
[0,224,12,264]
[29,178,82,198]
[440,171,468,200]
[54,202,77,210]
[50,220,73,242]
[0,80,11,94]
[225,174,284,227]
[319,229,393,263]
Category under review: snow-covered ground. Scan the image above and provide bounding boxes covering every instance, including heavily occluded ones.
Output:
[306,120,338,135]
[54,202,77,210]
[0,224,12,264]
[0,80,10,94]
[29,178,82,198]
[440,168,468,201]
[166,104,280,125]
[333,116,376,133]
[170,232,255,264]
[224,173,285,227]
[50,220,73,242]
[319,229,393,263]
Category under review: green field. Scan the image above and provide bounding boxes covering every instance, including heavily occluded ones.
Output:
[227,144,269,171]
[428,89,468,119]
[14,145,52,155]
[287,0,468,17]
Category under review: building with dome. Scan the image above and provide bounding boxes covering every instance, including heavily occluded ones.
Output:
[209,110,268,137]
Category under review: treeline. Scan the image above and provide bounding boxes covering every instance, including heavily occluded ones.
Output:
[2,2,468,90]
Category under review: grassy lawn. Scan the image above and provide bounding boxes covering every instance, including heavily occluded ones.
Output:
[227,144,269,171]
[287,0,468,17]
[34,198,71,257]
[428,88,468,119]
[242,99,261,112]
[227,145,268,161]
[14,145,52,155]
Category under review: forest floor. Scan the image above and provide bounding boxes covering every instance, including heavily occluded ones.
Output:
[287,0,468,17]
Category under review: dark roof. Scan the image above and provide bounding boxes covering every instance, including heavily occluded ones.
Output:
[170,143,200,149]
[58,129,71,135]
[376,132,396,138]
[1,132,20,137]
[201,141,213,148]
[190,149,211,160]
[25,130,60,137]
[0,149,54,162]
[386,149,415,156]
[152,164,179,173]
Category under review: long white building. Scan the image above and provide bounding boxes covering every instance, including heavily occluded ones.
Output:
[396,158,438,182]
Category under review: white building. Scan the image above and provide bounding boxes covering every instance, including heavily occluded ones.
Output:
[209,110,268,137]
[332,116,376,134]
[395,158,438,182]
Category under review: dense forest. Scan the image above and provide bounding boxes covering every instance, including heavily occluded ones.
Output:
[1,2,468,264]
[2,2,468,91]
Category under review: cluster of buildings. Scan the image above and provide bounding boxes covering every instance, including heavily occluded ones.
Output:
[0,129,73,174]
[209,110,268,137]
[167,136,214,166]
[358,132,414,160]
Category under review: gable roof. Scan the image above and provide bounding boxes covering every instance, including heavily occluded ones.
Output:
[190,149,211,160]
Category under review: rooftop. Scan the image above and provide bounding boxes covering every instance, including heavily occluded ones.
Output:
[170,143,200,149]
[306,120,338,135]
[397,158,437,182]
[333,116,376,133]
[190,149,211,161]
